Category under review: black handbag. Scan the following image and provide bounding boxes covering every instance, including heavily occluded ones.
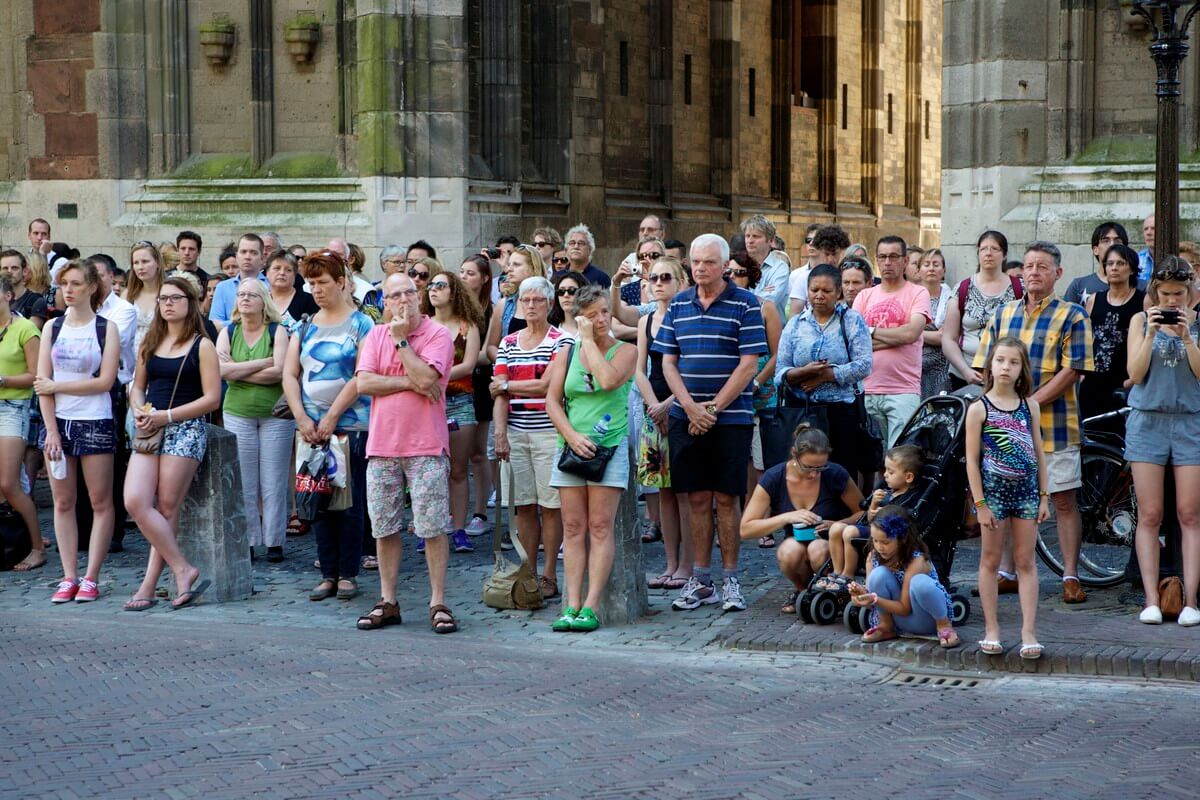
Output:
[556,441,616,482]
[760,396,829,470]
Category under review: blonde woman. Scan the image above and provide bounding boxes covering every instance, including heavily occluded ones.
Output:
[124,241,166,355]
[485,244,546,361]
[216,279,292,562]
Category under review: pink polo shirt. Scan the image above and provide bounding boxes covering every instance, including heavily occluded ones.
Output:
[358,317,454,458]
[853,281,931,395]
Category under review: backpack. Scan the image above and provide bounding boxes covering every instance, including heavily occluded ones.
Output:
[0,504,31,571]
[50,315,108,378]
[956,275,1022,347]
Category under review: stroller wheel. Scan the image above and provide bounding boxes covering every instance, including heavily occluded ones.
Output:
[843,602,863,634]
[810,590,840,625]
[797,590,815,623]
[950,593,971,626]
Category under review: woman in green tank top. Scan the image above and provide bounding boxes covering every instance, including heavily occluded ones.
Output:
[215,279,293,562]
[545,285,638,632]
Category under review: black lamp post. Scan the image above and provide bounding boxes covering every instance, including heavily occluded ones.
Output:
[1131,1,1200,265]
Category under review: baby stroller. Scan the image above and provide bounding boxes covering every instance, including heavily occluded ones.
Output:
[796,391,974,631]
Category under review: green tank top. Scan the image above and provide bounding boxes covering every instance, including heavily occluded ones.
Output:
[561,338,630,448]
[223,323,283,418]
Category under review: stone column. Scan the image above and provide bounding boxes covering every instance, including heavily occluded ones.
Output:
[709,0,740,202]
[860,0,883,219]
[174,426,252,603]
[903,0,922,217]
[249,0,274,168]
[800,0,838,214]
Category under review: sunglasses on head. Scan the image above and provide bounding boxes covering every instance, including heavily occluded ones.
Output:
[1153,268,1193,282]
[408,269,430,280]
[727,268,749,277]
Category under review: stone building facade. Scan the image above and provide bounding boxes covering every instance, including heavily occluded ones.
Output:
[942,0,1200,281]
[0,1,941,276]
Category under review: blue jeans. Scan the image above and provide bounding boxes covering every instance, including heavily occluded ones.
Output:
[867,568,949,635]
[314,431,368,581]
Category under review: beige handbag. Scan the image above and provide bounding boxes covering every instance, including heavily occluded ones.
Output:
[482,462,544,610]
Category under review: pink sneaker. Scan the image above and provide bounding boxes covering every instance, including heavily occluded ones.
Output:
[51,579,80,603]
[75,578,99,602]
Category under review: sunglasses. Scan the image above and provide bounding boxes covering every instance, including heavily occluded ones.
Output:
[557,287,578,297]
[647,273,674,283]
[428,281,450,290]
[1153,269,1193,282]
[727,268,749,277]
[805,237,815,244]
[638,252,664,261]
[793,461,829,473]
[408,269,430,280]
[552,256,569,265]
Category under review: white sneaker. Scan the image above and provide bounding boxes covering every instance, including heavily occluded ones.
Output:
[487,490,497,508]
[1139,605,1163,624]
[1178,606,1200,627]
[465,515,490,536]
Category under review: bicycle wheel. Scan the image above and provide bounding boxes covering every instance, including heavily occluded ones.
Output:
[1036,448,1134,588]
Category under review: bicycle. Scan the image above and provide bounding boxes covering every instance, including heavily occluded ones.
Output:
[1035,406,1134,588]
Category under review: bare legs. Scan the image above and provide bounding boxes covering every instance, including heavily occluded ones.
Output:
[448,424,476,531]
[1134,463,1200,610]
[48,453,114,582]
[514,504,561,583]
[125,453,203,603]
[560,485,622,611]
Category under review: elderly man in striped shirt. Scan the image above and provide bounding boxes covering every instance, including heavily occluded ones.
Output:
[653,233,769,612]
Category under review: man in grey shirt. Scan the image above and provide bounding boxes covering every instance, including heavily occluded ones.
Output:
[1062,222,1131,307]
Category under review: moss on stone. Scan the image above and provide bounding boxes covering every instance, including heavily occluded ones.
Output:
[171,152,343,179]
[1074,135,1157,165]
[173,154,254,178]
[262,153,342,178]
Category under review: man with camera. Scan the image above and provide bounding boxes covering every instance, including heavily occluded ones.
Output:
[974,241,1095,604]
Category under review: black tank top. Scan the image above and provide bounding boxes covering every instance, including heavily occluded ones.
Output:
[643,314,670,401]
[146,338,204,410]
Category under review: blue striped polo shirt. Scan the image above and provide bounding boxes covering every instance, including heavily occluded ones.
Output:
[651,282,769,425]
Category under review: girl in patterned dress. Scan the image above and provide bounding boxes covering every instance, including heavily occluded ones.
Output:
[965,336,1050,660]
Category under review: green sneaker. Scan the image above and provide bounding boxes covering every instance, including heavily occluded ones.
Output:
[569,607,600,632]
[552,607,578,632]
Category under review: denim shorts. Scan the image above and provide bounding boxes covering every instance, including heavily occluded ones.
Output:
[41,417,116,457]
[160,418,208,461]
[550,437,630,491]
[445,393,477,427]
[1125,409,1200,466]
[0,398,30,440]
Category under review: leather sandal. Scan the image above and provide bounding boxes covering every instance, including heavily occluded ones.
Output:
[357,600,401,630]
[309,580,337,601]
[430,604,458,634]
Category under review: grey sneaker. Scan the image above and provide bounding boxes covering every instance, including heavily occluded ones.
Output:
[671,577,720,611]
[721,576,746,612]
[465,514,490,536]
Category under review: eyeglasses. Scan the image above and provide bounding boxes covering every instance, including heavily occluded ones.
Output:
[552,256,569,266]
[647,273,674,283]
[1153,268,1193,282]
[793,461,829,473]
[557,287,578,297]
[878,253,905,262]
[727,268,749,277]
[519,296,548,305]
[235,292,261,300]
[384,289,419,300]
[428,281,450,290]
[566,241,588,248]
[638,252,664,261]
[408,269,430,280]
[157,294,188,305]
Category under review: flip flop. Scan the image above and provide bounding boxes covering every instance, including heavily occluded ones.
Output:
[978,639,1004,655]
[1019,642,1043,660]
[647,573,671,589]
[663,576,690,590]
[861,625,897,643]
[170,578,211,610]
[123,596,158,612]
[757,536,776,549]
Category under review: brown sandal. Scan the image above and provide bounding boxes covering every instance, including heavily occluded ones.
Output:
[357,600,401,630]
[538,575,559,599]
[430,604,458,634]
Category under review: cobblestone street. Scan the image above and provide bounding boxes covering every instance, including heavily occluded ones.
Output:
[4,500,1200,798]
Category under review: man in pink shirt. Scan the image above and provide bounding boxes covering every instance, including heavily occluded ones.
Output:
[852,236,931,446]
[355,273,459,633]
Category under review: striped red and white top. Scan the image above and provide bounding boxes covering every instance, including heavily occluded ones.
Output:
[494,326,569,431]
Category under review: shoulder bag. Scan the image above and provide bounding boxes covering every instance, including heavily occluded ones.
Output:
[271,314,311,420]
[482,461,545,610]
[552,341,616,481]
[132,337,198,455]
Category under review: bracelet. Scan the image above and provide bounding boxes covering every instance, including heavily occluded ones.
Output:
[973,498,987,509]
[167,409,174,425]
[1038,490,1050,498]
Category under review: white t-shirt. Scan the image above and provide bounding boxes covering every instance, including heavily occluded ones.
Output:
[788,265,813,306]
[50,318,113,420]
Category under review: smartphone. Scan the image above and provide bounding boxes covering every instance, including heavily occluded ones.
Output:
[1159,309,1182,326]
[792,524,817,542]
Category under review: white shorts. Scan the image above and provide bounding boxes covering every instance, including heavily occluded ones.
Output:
[1045,446,1082,494]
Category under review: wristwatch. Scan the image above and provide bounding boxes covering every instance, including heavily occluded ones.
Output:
[868,325,877,338]
[500,380,510,393]
[705,402,719,416]
[394,338,409,351]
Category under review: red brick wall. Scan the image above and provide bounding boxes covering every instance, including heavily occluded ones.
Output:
[27,0,100,179]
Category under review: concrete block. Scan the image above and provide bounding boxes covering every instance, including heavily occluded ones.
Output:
[175,425,252,603]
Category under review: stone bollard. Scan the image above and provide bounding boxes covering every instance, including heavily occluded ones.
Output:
[174,424,252,602]
[562,464,648,625]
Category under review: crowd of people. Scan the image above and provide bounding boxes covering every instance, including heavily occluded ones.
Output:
[3,209,1195,647]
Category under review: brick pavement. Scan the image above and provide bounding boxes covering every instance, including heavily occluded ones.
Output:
[3,489,1192,681]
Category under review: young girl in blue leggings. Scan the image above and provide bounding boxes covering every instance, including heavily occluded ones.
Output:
[848,505,960,648]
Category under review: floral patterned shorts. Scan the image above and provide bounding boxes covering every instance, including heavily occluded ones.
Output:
[366,454,450,539]
[161,418,208,461]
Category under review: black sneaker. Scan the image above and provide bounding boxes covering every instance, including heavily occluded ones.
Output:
[267,546,284,563]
